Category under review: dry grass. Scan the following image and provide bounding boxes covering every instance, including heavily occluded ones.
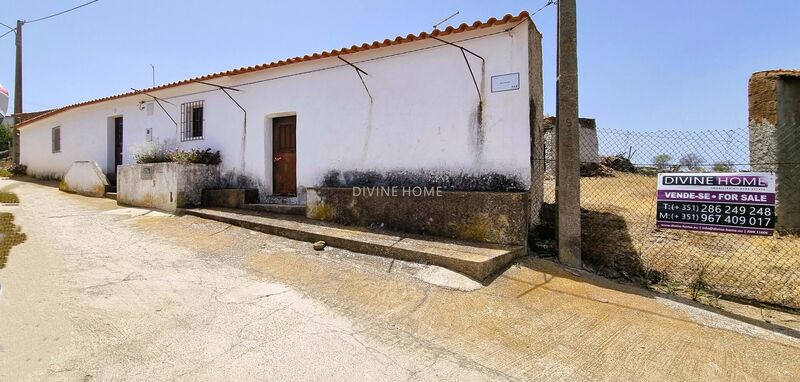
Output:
[547,173,800,309]
[0,191,19,204]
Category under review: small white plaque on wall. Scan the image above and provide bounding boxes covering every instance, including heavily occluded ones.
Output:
[491,73,520,93]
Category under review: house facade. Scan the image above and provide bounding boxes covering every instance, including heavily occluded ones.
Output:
[17,12,543,207]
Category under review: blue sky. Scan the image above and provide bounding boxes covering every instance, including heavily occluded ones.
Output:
[1,0,798,132]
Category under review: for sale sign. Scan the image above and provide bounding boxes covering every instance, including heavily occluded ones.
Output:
[656,172,776,236]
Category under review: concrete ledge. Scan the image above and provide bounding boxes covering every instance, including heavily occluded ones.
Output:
[185,208,522,281]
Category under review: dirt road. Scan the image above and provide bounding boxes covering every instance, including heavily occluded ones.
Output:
[0,178,798,381]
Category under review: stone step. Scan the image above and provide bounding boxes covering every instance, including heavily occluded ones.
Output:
[262,195,299,205]
[104,192,117,201]
[184,208,523,281]
[242,203,306,215]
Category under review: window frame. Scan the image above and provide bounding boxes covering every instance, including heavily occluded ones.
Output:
[180,100,204,141]
[51,126,61,153]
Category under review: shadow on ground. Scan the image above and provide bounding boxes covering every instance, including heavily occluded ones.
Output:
[531,203,649,280]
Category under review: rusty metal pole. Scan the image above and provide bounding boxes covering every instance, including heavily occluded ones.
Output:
[556,0,582,267]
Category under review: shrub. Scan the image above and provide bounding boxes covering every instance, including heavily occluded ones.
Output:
[8,164,26,176]
[652,154,672,171]
[170,148,221,165]
[679,153,705,172]
[0,123,12,152]
[132,140,221,165]
[319,169,525,192]
[133,140,175,164]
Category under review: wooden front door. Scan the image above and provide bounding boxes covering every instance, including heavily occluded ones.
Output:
[114,117,123,173]
[272,116,297,195]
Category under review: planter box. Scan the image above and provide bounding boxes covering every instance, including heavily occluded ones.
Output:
[117,163,220,212]
[306,187,529,246]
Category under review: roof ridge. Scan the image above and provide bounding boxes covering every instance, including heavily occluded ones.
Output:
[17,10,531,128]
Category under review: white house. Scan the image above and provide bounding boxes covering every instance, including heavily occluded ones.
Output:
[16,11,544,206]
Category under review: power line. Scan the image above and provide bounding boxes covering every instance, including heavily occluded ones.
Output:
[531,0,557,17]
[0,0,100,39]
[433,11,460,29]
[0,21,14,39]
[25,0,101,24]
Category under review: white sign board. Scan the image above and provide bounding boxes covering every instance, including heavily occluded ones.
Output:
[656,172,776,236]
[491,73,520,93]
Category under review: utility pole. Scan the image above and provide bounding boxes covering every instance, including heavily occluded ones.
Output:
[556,0,582,268]
[12,19,23,164]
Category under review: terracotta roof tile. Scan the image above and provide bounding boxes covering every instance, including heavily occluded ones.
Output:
[16,11,530,128]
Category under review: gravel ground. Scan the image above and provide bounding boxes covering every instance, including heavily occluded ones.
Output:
[0,178,798,381]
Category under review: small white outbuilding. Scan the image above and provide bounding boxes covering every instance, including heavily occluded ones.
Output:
[16,11,544,205]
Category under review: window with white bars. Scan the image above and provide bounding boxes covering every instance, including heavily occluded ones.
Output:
[181,100,204,141]
[51,126,61,153]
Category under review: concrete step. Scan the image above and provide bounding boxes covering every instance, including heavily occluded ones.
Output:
[184,208,522,281]
[242,203,306,215]
[104,192,117,201]
[262,195,299,205]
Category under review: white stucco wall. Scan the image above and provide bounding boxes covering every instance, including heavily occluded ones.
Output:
[20,21,536,199]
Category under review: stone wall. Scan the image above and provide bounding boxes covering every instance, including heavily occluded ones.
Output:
[202,188,259,208]
[306,187,529,246]
[543,116,599,174]
[117,163,220,212]
[749,70,800,233]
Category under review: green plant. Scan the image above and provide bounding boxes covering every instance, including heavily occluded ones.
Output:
[0,123,12,152]
[691,267,708,301]
[133,140,175,164]
[170,148,221,165]
[132,139,221,165]
[8,164,26,176]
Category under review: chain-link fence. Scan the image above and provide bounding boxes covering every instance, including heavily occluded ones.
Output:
[540,126,800,310]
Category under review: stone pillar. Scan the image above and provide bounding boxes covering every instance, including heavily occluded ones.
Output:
[749,70,800,234]
[556,0,582,267]
[528,20,545,227]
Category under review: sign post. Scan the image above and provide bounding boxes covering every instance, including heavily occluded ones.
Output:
[656,172,776,236]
